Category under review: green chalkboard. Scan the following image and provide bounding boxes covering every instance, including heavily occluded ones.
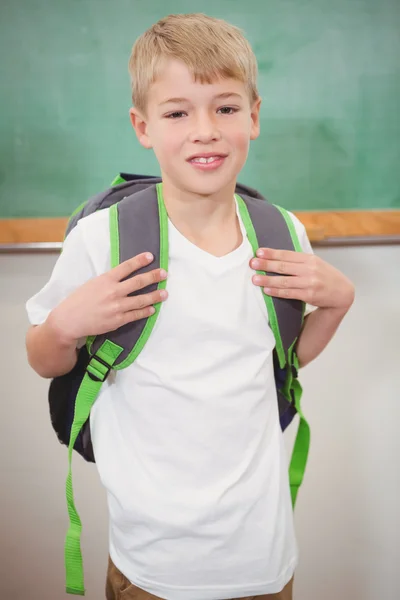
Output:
[1,0,399,218]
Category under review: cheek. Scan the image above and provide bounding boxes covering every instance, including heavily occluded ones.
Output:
[225,116,253,153]
[152,126,182,159]
[231,130,251,157]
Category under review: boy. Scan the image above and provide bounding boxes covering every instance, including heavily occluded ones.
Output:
[26,13,354,600]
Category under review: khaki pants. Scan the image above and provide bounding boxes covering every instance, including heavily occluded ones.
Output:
[105,557,294,600]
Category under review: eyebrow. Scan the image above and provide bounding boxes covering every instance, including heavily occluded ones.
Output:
[159,92,243,106]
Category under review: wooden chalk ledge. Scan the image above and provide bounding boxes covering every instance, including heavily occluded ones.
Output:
[0,210,399,248]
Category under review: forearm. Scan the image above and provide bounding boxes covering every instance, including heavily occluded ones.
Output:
[296,306,350,368]
[26,313,78,379]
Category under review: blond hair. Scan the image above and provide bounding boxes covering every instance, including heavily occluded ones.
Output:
[128,13,259,115]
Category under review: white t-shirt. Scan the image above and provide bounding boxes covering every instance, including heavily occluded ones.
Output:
[26,199,314,600]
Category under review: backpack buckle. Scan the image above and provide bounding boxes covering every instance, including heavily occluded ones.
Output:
[86,354,112,382]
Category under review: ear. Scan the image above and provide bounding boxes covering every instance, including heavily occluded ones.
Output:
[129,107,153,149]
[250,97,262,141]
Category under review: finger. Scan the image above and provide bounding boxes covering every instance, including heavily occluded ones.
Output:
[110,252,154,282]
[122,305,158,325]
[256,248,308,263]
[263,286,309,302]
[251,257,307,276]
[119,268,167,296]
[253,274,309,289]
[119,288,168,312]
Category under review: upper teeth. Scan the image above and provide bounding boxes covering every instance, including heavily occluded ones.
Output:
[192,156,219,163]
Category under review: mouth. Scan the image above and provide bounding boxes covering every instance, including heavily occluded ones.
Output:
[186,153,228,171]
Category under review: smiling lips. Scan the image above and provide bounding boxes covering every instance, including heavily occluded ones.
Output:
[192,156,220,164]
[187,153,228,170]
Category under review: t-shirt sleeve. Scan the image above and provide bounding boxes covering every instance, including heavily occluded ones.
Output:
[287,211,317,317]
[25,222,98,329]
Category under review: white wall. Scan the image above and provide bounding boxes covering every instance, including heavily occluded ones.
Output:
[0,246,399,600]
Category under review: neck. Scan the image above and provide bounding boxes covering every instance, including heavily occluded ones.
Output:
[161,179,242,257]
[161,179,237,231]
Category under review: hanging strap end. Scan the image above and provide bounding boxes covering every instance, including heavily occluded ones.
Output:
[66,586,85,596]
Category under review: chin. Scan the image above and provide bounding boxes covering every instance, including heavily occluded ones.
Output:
[185,175,237,197]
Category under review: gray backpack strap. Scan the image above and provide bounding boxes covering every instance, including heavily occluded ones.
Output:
[236,194,304,367]
[66,176,164,236]
[89,183,168,369]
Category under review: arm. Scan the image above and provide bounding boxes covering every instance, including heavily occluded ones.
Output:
[295,305,350,368]
[26,319,78,379]
[250,249,355,367]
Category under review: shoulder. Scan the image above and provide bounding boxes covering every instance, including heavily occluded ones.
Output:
[68,205,110,241]
[282,209,313,255]
[65,208,111,274]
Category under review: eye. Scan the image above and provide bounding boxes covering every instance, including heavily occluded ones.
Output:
[217,106,238,115]
[165,111,186,119]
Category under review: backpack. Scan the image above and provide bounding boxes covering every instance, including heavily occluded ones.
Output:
[49,173,310,596]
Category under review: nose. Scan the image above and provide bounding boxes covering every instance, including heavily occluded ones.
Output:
[189,111,221,144]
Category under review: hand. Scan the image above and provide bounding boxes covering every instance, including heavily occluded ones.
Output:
[48,252,168,343]
[250,248,355,310]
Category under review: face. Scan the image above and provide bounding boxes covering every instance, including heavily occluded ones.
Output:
[130,59,261,199]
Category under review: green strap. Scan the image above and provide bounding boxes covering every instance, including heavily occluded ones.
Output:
[269,206,310,505]
[65,341,123,595]
[99,185,168,373]
[110,174,127,187]
[235,194,286,369]
[235,195,310,506]
[288,375,311,508]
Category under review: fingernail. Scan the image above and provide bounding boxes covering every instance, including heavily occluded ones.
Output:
[149,306,156,315]
[253,275,262,284]
[256,249,265,257]
[263,287,271,295]
[160,269,168,279]
[252,259,260,269]
[146,253,153,261]
[160,289,168,300]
